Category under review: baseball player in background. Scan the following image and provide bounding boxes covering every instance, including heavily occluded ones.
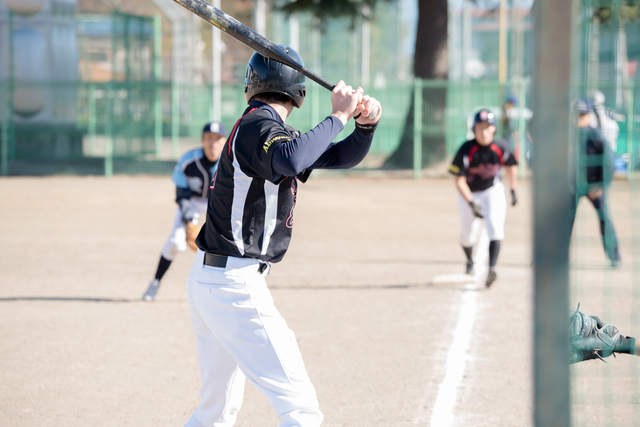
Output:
[570,100,621,266]
[142,122,227,302]
[589,90,620,153]
[449,109,518,287]
[183,46,381,427]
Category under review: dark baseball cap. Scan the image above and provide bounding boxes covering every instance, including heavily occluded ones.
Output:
[473,109,497,126]
[203,121,227,136]
[574,99,591,115]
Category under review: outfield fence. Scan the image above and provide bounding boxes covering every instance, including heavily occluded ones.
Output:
[0,79,526,176]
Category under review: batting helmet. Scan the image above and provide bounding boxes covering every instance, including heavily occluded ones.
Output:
[244,46,306,108]
[473,109,497,127]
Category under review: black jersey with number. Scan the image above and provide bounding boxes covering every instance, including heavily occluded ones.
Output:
[195,103,311,263]
[448,138,518,192]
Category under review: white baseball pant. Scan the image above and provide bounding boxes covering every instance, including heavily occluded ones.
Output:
[458,181,506,246]
[184,249,323,427]
[161,198,207,260]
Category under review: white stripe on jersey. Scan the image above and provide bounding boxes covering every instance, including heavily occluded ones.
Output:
[261,182,279,256]
[230,132,251,256]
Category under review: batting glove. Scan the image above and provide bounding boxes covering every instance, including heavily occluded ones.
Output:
[469,201,484,218]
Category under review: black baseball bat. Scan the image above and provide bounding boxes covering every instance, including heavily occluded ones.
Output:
[170,0,379,119]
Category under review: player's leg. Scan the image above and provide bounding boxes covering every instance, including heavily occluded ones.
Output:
[143,207,187,301]
[458,194,481,274]
[190,253,323,427]
[589,192,621,265]
[481,183,507,287]
[184,268,246,427]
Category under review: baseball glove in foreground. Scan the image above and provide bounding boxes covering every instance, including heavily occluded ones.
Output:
[570,306,637,363]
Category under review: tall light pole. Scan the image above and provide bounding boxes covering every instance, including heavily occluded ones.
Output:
[211,0,221,122]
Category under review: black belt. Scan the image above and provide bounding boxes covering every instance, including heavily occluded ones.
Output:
[203,253,227,268]
[203,253,269,273]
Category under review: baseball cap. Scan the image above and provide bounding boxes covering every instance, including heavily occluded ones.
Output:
[473,109,497,126]
[203,121,227,136]
[505,95,518,106]
[574,99,591,115]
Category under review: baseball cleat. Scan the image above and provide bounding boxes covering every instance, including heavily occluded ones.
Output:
[485,270,497,288]
[142,279,160,302]
[465,261,474,275]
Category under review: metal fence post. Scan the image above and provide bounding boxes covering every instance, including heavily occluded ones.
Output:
[88,83,96,156]
[105,85,113,177]
[1,78,8,176]
[172,83,179,160]
[518,77,527,179]
[627,81,635,180]
[532,0,577,425]
[413,77,423,179]
[154,15,162,157]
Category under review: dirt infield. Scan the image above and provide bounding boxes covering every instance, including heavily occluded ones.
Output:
[0,176,535,426]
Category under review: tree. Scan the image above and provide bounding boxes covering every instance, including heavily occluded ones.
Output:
[280,0,449,169]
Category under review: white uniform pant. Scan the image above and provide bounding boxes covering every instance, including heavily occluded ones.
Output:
[161,199,207,260]
[458,181,506,247]
[185,249,323,427]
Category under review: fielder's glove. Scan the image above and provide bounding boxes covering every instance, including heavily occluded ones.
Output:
[469,201,484,219]
[569,307,636,363]
[185,222,202,252]
[511,190,517,206]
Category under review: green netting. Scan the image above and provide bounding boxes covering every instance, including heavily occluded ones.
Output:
[568,1,640,422]
[1,78,533,176]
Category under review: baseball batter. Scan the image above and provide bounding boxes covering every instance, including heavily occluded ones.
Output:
[183,46,381,427]
[142,122,227,302]
[449,109,518,287]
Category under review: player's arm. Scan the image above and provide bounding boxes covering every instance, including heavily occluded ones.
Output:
[171,155,197,224]
[505,165,518,206]
[308,92,380,170]
[501,141,519,205]
[455,175,473,203]
[271,83,379,175]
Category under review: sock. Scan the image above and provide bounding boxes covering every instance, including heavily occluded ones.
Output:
[462,246,473,263]
[489,240,501,269]
[154,256,172,281]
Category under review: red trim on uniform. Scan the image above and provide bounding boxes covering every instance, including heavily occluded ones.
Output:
[227,107,258,156]
[468,144,479,164]
[490,144,505,165]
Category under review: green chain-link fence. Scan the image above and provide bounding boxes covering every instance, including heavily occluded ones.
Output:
[1,79,530,177]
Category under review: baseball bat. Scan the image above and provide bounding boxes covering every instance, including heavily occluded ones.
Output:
[170,0,379,120]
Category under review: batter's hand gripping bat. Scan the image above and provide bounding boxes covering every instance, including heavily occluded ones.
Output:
[170,0,379,120]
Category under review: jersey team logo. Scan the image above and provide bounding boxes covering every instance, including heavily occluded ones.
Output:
[286,178,298,228]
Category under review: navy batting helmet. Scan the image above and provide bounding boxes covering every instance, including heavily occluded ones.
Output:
[244,46,306,108]
[473,109,497,127]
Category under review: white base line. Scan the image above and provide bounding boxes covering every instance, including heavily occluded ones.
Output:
[428,291,478,427]
[414,228,487,426]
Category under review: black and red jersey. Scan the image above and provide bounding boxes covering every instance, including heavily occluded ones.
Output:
[449,138,518,192]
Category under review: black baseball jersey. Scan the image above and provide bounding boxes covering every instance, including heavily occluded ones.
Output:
[449,138,518,192]
[574,126,615,193]
[172,148,219,202]
[196,103,311,263]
